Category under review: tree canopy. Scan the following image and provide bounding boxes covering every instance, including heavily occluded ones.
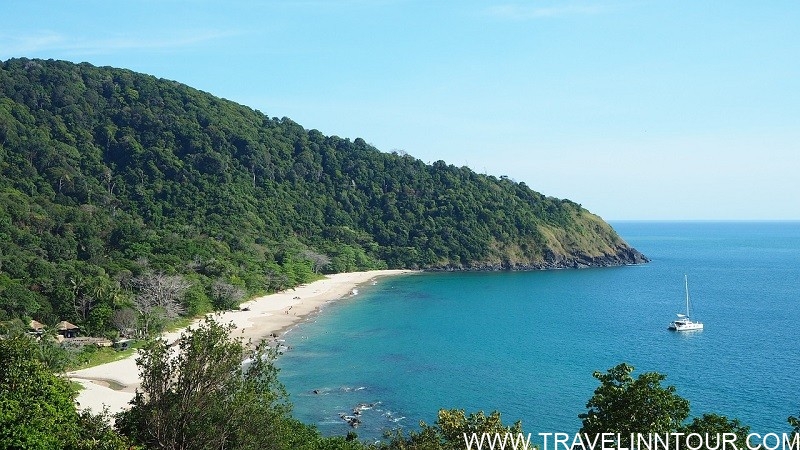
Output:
[579,363,752,450]
[0,334,131,449]
[116,318,290,449]
[579,363,691,442]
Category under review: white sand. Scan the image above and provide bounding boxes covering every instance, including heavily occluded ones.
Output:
[67,269,414,415]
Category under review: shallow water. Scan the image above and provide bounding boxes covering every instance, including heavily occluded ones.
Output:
[278,222,800,441]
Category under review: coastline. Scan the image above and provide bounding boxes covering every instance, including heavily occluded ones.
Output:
[67,269,415,415]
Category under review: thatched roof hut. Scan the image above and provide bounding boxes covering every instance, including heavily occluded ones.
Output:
[29,320,46,332]
[56,320,79,338]
[57,320,78,330]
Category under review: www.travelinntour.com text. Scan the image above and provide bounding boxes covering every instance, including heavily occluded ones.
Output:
[461,432,800,450]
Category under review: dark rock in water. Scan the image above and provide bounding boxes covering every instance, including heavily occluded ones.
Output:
[339,413,361,428]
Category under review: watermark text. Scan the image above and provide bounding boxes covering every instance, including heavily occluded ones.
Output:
[460,432,800,450]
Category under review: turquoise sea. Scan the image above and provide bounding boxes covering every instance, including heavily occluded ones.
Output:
[277,222,800,441]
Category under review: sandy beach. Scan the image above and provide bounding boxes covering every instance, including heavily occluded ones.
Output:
[67,269,414,415]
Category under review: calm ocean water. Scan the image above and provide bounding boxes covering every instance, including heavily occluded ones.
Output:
[277,222,800,441]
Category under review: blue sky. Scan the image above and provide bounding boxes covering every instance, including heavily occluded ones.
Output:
[2,1,798,220]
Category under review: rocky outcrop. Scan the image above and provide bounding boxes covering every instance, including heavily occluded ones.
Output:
[427,244,649,272]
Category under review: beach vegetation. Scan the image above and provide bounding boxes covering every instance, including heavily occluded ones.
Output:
[0,334,133,449]
[1,57,644,339]
[210,279,246,310]
[116,318,291,449]
[114,317,371,450]
[679,413,751,450]
[788,413,800,438]
[70,339,146,370]
[579,363,691,446]
[0,319,75,371]
[579,363,752,449]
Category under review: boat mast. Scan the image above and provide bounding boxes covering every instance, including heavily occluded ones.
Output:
[684,274,690,318]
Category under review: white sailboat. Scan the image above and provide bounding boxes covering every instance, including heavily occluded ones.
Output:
[668,275,704,331]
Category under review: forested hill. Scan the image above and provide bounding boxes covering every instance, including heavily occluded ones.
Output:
[0,58,647,328]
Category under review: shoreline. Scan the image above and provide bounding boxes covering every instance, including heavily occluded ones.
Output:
[67,269,415,415]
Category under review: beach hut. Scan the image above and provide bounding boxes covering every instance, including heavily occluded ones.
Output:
[29,320,46,336]
[56,321,80,338]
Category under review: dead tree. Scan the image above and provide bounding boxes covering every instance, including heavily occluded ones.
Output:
[131,273,190,337]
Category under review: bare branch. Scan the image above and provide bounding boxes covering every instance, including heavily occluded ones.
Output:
[131,273,190,336]
[111,307,138,338]
[301,249,331,274]
[210,280,245,310]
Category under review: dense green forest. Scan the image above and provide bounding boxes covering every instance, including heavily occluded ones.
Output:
[0,58,646,337]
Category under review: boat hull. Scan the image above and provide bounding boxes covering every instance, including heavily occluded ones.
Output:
[668,321,704,331]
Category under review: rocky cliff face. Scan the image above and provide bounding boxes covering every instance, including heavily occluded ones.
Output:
[427,208,649,271]
[428,249,649,271]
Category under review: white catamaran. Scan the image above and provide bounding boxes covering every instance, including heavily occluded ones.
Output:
[668,275,704,331]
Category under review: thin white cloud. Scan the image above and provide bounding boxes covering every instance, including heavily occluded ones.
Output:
[0,29,241,59]
[0,31,64,58]
[486,3,607,20]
